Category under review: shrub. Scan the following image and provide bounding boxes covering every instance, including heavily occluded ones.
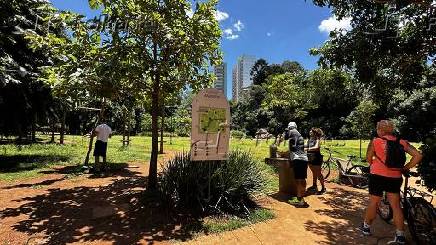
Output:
[418,135,436,191]
[158,150,266,216]
[231,130,246,139]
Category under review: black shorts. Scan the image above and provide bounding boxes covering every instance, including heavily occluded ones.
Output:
[93,140,108,157]
[308,152,323,166]
[293,159,308,180]
[369,174,403,197]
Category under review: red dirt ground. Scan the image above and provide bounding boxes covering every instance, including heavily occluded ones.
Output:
[0,154,430,245]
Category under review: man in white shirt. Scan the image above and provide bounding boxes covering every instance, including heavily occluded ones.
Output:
[92,123,112,172]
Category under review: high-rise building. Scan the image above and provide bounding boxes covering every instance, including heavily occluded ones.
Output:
[232,55,256,102]
[213,62,227,97]
[232,64,239,102]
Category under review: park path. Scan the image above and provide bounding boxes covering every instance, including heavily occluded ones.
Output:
[0,152,423,245]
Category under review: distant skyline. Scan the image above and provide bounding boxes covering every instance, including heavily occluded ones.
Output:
[50,0,350,99]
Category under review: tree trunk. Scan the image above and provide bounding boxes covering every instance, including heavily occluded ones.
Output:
[159,111,164,154]
[127,123,130,146]
[148,78,160,189]
[122,120,126,147]
[148,40,160,189]
[50,118,55,143]
[60,110,66,144]
[31,113,36,143]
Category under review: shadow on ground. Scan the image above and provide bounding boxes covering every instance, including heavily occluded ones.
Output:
[303,187,369,244]
[0,167,200,244]
[0,155,71,173]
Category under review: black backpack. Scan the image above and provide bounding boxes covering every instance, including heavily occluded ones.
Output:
[376,137,407,169]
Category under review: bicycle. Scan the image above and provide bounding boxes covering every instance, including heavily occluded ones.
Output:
[336,155,370,189]
[321,149,369,188]
[321,147,337,180]
[377,171,436,245]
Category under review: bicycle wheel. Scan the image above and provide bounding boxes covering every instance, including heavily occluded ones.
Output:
[407,197,436,245]
[321,160,331,180]
[377,195,393,222]
[346,165,369,188]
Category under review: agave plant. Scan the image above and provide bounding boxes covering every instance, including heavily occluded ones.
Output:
[158,150,266,216]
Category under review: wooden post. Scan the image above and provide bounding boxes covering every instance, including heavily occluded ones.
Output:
[159,111,164,154]
[60,110,66,144]
[122,120,126,147]
[50,118,55,143]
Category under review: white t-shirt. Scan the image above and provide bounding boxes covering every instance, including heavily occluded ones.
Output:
[95,124,112,142]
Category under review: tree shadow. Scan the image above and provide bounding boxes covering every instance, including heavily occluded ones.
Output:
[1,177,66,190]
[0,155,71,173]
[303,187,416,245]
[0,173,199,244]
[38,163,142,178]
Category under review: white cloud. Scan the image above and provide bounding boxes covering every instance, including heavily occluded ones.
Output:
[186,8,194,18]
[227,34,239,40]
[266,32,272,37]
[223,28,239,40]
[233,20,244,31]
[223,28,233,35]
[215,10,229,22]
[318,15,352,34]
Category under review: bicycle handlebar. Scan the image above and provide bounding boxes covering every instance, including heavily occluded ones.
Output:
[403,171,420,178]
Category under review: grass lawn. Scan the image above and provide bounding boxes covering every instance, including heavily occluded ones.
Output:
[0,135,370,182]
[0,135,416,238]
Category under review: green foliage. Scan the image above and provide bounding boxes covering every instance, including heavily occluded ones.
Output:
[202,208,274,233]
[158,151,266,215]
[0,0,61,138]
[262,72,314,134]
[231,85,269,136]
[303,68,357,137]
[389,86,436,141]
[231,130,246,139]
[341,99,379,139]
[418,135,436,191]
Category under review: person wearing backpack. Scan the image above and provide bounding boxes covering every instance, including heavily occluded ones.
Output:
[360,120,422,244]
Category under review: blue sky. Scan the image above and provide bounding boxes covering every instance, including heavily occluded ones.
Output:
[51,0,350,98]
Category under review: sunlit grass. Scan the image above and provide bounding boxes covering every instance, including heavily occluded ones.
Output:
[0,135,416,182]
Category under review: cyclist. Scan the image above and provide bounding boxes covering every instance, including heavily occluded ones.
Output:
[284,122,309,208]
[306,127,326,195]
[361,120,422,244]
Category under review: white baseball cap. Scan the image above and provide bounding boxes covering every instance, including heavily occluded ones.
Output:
[288,122,297,129]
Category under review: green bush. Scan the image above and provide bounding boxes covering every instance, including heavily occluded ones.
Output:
[231,130,246,139]
[158,150,266,216]
[418,135,436,191]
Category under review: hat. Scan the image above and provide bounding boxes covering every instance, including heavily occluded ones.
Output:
[288,122,297,129]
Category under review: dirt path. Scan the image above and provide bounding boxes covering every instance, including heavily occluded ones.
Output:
[0,157,426,245]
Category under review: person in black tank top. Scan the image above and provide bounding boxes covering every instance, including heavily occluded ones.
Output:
[305,128,325,194]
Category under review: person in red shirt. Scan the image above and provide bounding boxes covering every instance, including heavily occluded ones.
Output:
[361,120,422,244]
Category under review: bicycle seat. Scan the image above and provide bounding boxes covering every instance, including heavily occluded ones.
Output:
[347,155,357,159]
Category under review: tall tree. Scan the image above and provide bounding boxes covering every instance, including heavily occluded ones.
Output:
[92,0,222,189]
[250,59,269,86]
[0,0,61,140]
[310,0,435,116]
[262,72,315,134]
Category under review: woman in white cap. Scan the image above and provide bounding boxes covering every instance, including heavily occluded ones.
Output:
[284,122,309,208]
